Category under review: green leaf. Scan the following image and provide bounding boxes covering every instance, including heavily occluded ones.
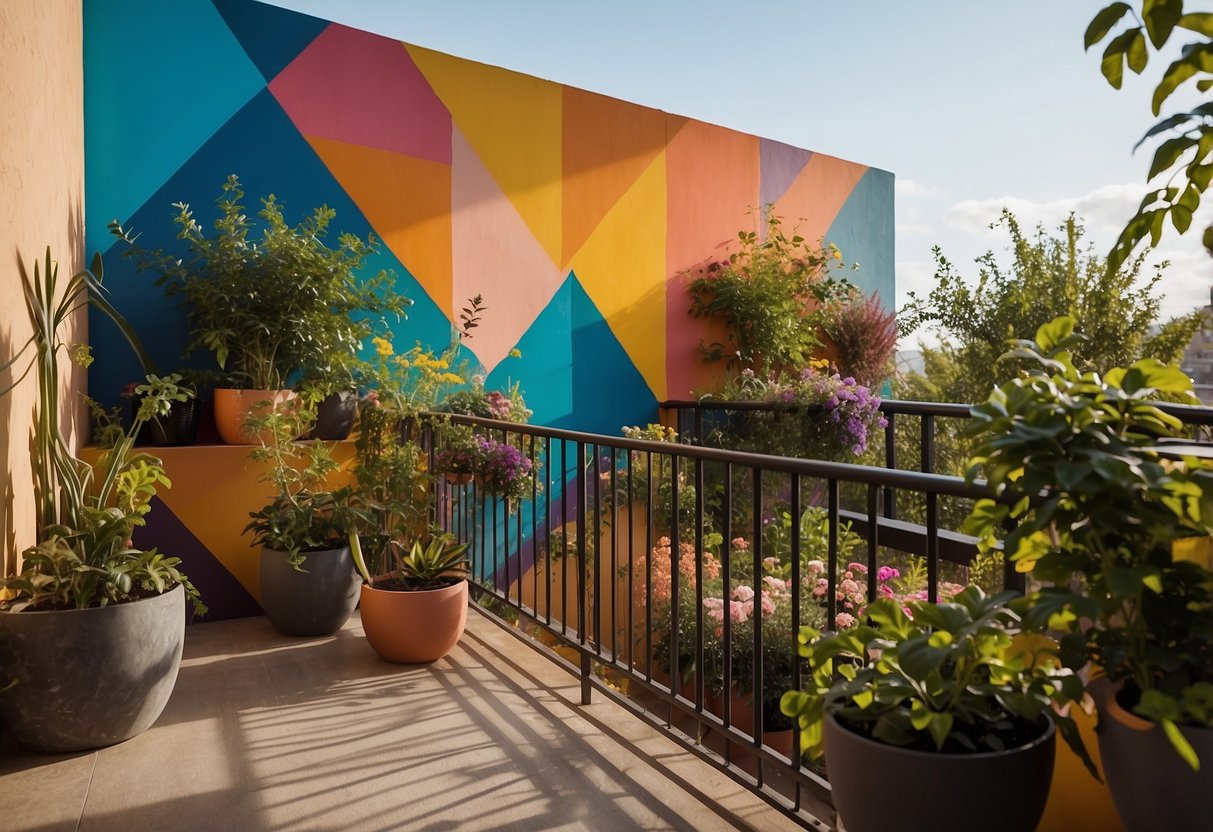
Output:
[1144,0,1183,48]
[1149,135,1197,180]
[1102,29,1138,88]
[1134,113,1196,150]
[1179,12,1213,37]
[1085,3,1133,48]
[1162,719,1201,771]
[1152,46,1213,115]
[1127,29,1149,73]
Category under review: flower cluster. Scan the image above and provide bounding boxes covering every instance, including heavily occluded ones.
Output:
[364,334,469,415]
[476,436,535,501]
[805,560,900,630]
[712,364,887,459]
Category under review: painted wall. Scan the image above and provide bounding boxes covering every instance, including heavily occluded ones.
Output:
[84,0,894,438]
[0,0,87,571]
[81,0,893,617]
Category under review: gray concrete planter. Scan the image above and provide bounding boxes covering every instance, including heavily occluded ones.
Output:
[0,583,185,753]
[260,545,360,636]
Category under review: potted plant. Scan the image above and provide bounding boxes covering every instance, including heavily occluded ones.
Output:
[962,316,1213,831]
[243,396,365,636]
[780,586,1094,832]
[109,174,408,444]
[352,531,470,663]
[121,372,199,446]
[0,249,205,752]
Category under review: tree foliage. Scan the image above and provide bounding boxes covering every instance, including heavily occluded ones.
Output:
[899,210,1202,407]
[1086,0,1213,267]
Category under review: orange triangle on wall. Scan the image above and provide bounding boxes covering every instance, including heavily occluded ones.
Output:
[306,136,454,316]
[561,87,670,267]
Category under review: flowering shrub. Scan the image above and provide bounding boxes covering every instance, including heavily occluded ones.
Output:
[823,290,898,388]
[636,507,971,730]
[706,363,887,460]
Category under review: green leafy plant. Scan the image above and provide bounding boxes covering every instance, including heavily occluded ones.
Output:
[962,315,1213,769]
[0,249,202,614]
[110,173,408,390]
[687,211,853,379]
[352,530,469,591]
[779,586,1095,775]
[243,395,365,568]
[1084,1,1213,267]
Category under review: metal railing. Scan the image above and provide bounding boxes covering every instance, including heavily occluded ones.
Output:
[426,413,997,828]
[660,397,1213,522]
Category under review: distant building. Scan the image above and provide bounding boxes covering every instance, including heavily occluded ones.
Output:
[1181,287,1213,404]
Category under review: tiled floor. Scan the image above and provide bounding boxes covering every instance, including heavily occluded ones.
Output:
[0,608,808,831]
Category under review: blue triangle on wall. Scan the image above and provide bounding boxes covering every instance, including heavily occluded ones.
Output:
[91,87,452,410]
[488,272,655,436]
[211,0,331,84]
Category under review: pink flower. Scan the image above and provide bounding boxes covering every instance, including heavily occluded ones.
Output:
[760,591,776,617]
[812,578,828,598]
[835,612,857,629]
[840,579,860,596]
[877,565,899,583]
[732,585,755,603]
[805,559,824,576]
[732,537,749,550]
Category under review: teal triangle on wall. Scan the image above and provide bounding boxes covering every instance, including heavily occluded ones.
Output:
[212,0,331,84]
[488,273,656,436]
[91,87,452,410]
[825,168,896,308]
[84,0,266,256]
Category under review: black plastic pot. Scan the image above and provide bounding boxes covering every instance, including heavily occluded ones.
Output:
[823,711,1056,832]
[132,398,201,446]
[312,390,358,441]
[259,546,360,636]
[0,584,186,752]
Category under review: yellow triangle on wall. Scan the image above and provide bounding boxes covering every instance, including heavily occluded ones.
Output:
[569,151,667,400]
[406,43,562,269]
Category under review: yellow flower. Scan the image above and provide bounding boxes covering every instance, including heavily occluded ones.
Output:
[395,357,410,368]
[509,348,522,359]
[372,336,393,357]
[440,373,463,384]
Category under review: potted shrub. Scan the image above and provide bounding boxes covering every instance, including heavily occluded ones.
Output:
[962,316,1213,831]
[0,249,204,752]
[109,174,408,444]
[780,586,1095,832]
[244,396,365,636]
[352,531,470,663]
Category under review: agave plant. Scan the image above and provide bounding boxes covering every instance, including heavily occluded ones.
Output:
[352,530,468,591]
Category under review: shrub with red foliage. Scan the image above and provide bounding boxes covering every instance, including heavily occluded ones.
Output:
[826,291,898,388]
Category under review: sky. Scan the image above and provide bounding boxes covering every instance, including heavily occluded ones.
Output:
[266,0,1213,346]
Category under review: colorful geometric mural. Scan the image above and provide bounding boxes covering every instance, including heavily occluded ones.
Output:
[82,0,894,617]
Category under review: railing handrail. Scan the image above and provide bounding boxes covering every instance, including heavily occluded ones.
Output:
[440,412,993,500]
[660,396,1213,424]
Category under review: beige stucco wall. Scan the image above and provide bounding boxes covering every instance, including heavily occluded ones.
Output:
[0,0,86,571]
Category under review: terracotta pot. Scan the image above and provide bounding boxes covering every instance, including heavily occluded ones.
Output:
[1096,680,1213,832]
[213,388,295,445]
[444,471,474,485]
[824,711,1055,832]
[359,579,468,663]
[704,688,794,776]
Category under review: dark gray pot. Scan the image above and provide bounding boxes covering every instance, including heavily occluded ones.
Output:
[823,711,1055,832]
[312,390,358,441]
[0,584,185,753]
[259,546,360,636]
[1098,686,1213,832]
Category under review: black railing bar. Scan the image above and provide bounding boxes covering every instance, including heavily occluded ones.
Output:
[440,413,989,499]
[694,457,705,711]
[838,509,981,568]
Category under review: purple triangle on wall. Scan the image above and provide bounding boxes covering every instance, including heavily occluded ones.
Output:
[759,138,812,211]
[133,496,263,623]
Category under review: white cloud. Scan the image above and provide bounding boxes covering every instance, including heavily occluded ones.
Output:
[895,178,940,198]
